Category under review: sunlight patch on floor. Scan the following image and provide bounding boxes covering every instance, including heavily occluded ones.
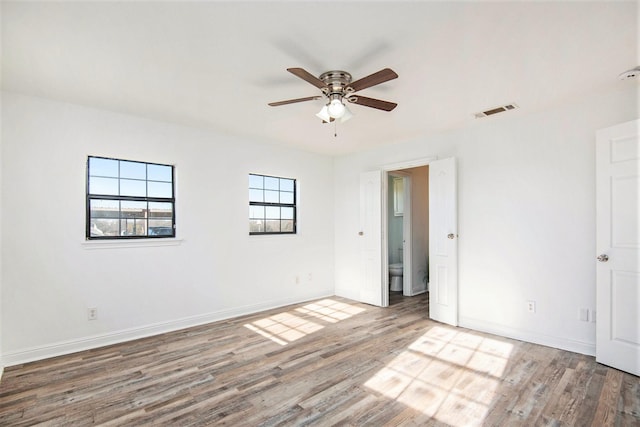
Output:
[295,299,366,323]
[364,326,513,426]
[245,299,366,346]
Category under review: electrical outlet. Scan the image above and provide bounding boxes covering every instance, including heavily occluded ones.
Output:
[590,310,596,323]
[295,275,300,284]
[526,300,536,313]
[307,273,313,282]
[88,307,98,320]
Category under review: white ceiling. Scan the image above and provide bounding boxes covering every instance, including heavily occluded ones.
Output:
[2,1,638,156]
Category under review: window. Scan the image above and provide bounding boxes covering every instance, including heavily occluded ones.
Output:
[86,156,175,239]
[249,174,296,235]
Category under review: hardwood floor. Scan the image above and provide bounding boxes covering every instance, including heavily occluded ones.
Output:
[0,293,638,426]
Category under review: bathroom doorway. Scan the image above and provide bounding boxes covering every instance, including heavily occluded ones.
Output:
[385,165,430,305]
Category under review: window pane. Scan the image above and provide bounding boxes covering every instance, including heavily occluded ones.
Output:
[249,189,264,202]
[148,200,174,236]
[121,219,146,236]
[91,218,119,236]
[265,190,279,203]
[149,202,173,218]
[249,174,264,189]
[147,164,172,182]
[250,220,264,233]
[90,199,119,218]
[121,201,147,218]
[266,206,280,219]
[89,176,118,195]
[264,177,279,190]
[148,221,173,236]
[120,161,146,180]
[280,179,294,192]
[90,200,119,237]
[265,220,280,232]
[148,219,172,228]
[89,157,118,178]
[280,191,294,204]
[249,205,265,219]
[148,181,172,198]
[281,207,294,220]
[281,219,294,232]
[120,179,146,197]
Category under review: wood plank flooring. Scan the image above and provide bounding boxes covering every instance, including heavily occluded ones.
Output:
[0,292,638,426]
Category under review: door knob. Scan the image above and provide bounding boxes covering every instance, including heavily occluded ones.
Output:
[597,254,609,262]
[447,233,455,240]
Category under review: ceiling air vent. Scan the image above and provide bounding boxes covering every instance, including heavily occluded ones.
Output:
[474,103,518,119]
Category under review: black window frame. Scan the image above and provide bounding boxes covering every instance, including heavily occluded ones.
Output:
[86,156,176,240]
[249,173,297,235]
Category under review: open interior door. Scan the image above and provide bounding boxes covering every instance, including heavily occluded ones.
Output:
[429,157,458,326]
[596,119,640,376]
[359,171,383,306]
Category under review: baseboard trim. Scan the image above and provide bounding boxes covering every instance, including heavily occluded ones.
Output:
[459,316,596,356]
[2,292,334,367]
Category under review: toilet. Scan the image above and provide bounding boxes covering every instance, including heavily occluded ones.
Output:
[389,263,403,291]
[389,248,403,292]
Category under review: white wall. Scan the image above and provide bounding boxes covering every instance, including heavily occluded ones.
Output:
[335,85,638,355]
[1,93,334,365]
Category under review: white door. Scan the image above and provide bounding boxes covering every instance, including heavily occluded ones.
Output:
[429,157,458,326]
[359,171,383,306]
[596,119,640,376]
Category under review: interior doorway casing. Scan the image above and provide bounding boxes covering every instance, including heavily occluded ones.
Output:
[387,170,411,299]
[381,157,437,307]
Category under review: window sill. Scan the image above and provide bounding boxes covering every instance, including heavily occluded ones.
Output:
[81,238,183,250]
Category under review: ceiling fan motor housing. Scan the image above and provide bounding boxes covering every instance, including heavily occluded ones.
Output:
[319,71,352,96]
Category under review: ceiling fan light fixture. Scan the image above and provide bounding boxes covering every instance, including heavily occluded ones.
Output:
[328,98,346,118]
[340,105,353,123]
[316,105,331,122]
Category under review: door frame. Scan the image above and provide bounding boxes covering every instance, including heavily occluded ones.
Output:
[386,171,412,298]
[381,157,437,307]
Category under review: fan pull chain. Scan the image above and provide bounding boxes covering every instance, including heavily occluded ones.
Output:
[334,120,338,138]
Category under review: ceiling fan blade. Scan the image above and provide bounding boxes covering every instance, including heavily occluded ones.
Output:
[287,68,327,89]
[347,68,398,92]
[268,96,322,107]
[348,95,397,112]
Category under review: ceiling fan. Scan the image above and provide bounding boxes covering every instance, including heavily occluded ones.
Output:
[268,67,398,123]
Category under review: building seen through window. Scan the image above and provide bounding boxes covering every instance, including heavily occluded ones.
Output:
[249,173,296,235]
[87,156,175,239]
